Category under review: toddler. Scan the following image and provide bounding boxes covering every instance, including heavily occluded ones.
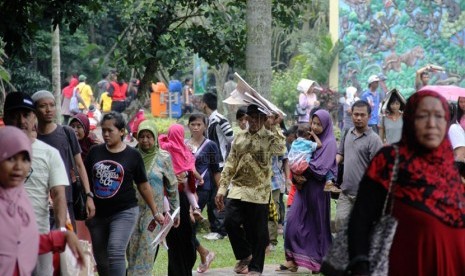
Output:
[288,124,339,192]
[159,124,205,221]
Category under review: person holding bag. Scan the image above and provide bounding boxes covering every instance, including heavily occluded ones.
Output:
[346,90,465,275]
[0,126,85,275]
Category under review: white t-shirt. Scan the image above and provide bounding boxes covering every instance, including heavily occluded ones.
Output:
[25,140,69,233]
[448,123,465,150]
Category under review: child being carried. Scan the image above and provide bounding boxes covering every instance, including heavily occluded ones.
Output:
[288,124,340,192]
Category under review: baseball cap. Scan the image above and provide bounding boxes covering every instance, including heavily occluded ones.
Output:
[4,92,35,112]
[0,126,32,163]
[79,74,87,81]
[368,75,380,85]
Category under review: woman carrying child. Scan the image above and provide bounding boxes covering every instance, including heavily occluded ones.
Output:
[278,109,337,273]
[158,124,205,221]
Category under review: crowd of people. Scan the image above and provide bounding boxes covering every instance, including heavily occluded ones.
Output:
[1,70,465,276]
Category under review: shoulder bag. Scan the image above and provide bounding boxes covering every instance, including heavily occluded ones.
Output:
[64,128,88,221]
[320,145,399,276]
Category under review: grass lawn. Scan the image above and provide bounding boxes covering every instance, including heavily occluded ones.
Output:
[152,198,338,275]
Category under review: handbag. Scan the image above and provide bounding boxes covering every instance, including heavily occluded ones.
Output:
[295,103,307,116]
[321,145,399,276]
[64,128,88,221]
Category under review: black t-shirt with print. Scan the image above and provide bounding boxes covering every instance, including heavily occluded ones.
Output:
[85,144,147,217]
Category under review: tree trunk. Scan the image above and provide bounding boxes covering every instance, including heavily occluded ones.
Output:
[211,63,229,115]
[140,58,159,104]
[246,0,272,98]
[51,25,62,122]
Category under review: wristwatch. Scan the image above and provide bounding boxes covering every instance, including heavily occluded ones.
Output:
[86,192,94,199]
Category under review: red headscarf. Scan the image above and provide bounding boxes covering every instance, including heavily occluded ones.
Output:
[69,113,100,160]
[62,77,79,98]
[158,124,195,174]
[366,90,465,227]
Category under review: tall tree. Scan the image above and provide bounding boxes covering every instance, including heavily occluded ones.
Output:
[51,26,62,121]
[246,0,272,98]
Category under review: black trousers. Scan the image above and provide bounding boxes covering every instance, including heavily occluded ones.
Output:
[166,191,196,276]
[224,199,269,273]
[111,101,126,113]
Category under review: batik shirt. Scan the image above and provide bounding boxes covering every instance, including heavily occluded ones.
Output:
[218,125,286,204]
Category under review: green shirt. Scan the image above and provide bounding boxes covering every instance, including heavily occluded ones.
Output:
[218,125,286,204]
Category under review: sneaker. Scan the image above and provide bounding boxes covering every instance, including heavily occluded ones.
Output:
[234,255,252,274]
[203,232,224,240]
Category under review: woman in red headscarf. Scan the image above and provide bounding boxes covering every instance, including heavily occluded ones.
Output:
[347,89,465,275]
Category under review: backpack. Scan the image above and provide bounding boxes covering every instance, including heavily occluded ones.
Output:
[69,87,80,114]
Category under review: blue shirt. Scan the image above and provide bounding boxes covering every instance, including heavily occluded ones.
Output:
[191,139,222,191]
[361,89,381,125]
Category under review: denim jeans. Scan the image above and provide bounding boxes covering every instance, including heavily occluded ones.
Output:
[197,186,227,236]
[86,206,139,276]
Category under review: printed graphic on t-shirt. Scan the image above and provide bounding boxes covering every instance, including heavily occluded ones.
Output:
[92,160,125,198]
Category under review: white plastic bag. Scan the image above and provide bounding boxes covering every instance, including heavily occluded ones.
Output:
[60,240,96,276]
[69,88,80,114]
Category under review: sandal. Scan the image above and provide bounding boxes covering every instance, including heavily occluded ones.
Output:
[193,208,206,222]
[275,264,298,272]
[197,251,215,273]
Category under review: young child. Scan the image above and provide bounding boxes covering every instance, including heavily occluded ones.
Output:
[288,124,340,192]
[236,106,248,130]
[288,124,322,175]
[158,123,205,221]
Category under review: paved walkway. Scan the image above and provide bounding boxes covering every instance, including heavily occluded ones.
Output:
[192,265,314,275]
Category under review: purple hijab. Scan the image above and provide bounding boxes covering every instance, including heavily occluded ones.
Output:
[308,109,338,178]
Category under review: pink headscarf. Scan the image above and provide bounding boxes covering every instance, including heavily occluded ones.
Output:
[0,126,39,276]
[158,124,195,174]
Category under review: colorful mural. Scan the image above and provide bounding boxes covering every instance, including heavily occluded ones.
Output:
[338,0,465,97]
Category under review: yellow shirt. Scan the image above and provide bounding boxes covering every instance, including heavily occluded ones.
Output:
[100,92,112,113]
[218,125,286,204]
[76,82,93,109]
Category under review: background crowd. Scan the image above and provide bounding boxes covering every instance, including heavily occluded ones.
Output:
[1,69,465,276]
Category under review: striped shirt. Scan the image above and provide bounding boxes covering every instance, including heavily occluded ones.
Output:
[207,110,234,168]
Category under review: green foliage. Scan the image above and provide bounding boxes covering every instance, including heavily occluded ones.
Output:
[297,35,343,85]
[9,64,51,94]
[143,113,178,134]
[0,0,102,55]
[271,69,302,117]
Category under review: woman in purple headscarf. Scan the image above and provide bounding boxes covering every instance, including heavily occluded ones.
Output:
[278,109,336,273]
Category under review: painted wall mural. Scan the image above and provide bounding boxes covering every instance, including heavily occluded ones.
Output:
[338,0,465,97]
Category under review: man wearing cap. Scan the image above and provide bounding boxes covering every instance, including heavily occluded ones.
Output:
[31,90,95,228]
[76,74,94,112]
[215,104,286,275]
[360,75,383,134]
[3,92,70,275]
